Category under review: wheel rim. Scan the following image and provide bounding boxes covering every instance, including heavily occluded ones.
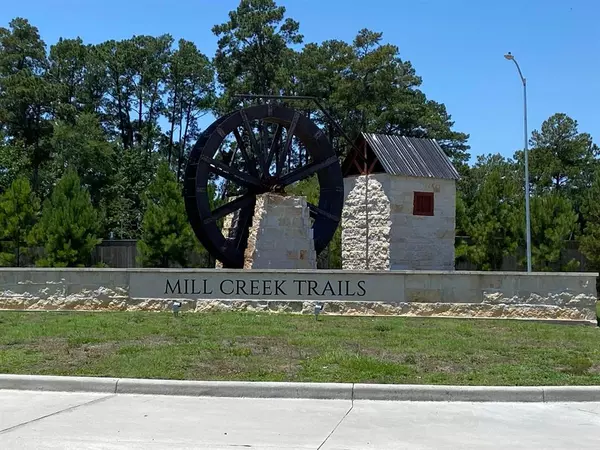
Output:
[184,104,344,268]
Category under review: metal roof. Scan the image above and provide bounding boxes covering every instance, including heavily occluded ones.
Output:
[362,133,460,180]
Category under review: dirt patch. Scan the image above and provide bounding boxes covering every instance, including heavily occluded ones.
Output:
[24,335,175,371]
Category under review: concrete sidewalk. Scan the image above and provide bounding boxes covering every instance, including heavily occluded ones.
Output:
[1,390,600,449]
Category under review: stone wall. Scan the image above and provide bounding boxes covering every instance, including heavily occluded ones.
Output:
[214,207,239,269]
[342,174,455,271]
[341,175,391,270]
[243,194,316,270]
[0,268,597,325]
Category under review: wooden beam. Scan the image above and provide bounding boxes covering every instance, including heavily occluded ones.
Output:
[367,158,379,174]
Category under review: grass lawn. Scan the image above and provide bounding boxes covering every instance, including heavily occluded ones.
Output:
[1,309,599,386]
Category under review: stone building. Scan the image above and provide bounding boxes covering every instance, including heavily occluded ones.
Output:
[341,133,460,271]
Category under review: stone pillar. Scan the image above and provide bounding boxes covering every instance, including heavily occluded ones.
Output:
[243,193,317,270]
[214,209,239,269]
[342,175,391,271]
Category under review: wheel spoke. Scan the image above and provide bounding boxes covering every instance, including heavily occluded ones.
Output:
[233,128,259,177]
[240,109,268,176]
[266,124,283,171]
[232,205,254,250]
[278,156,338,187]
[308,202,340,222]
[218,146,237,167]
[204,193,255,224]
[200,155,263,189]
[277,111,300,177]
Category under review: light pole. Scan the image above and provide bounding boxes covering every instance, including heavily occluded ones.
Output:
[504,52,532,272]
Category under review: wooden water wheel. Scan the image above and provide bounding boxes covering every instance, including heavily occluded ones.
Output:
[183,104,344,268]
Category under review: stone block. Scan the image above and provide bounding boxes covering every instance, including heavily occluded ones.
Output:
[404,274,442,290]
[277,216,292,227]
[516,276,541,295]
[244,194,316,269]
[405,288,442,303]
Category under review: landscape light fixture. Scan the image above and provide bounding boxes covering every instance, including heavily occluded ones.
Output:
[172,301,182,317]
[314,303,324,321]
[504,51,532,273]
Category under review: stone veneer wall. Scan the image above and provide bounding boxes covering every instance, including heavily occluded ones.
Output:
[342,174,456,271]
[0,269,596,325]
[243,193,316,270]
[342,175,391,270]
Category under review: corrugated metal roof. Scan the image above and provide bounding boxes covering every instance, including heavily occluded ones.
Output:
[362,133,460,180]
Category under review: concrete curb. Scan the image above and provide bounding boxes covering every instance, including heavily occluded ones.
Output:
[116,379,353,400]
[2,375,600,402]
[352,384,547,402]
[0,375,119,394]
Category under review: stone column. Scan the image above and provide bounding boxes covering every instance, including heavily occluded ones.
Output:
[342,175,391,271]
[214,209,239,269]
[243,193,317,270]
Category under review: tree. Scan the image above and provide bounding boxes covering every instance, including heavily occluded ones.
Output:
[102,147,159,239]
[47,37,88,122]
[577,169,600,270]
[458,155,521,270]
[296,28,470,166]
[0,137,29,191]
[30,169,101,267]
[0,18,54,192]
[137,162,198,267]
[525,193,579,271]
[0,176,39,266]
[527,113,598,194]
[164,39,214,177]
[212,0,302,112]
[50,112,115,208]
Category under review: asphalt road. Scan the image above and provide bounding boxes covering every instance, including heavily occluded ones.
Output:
[1,390,599,449]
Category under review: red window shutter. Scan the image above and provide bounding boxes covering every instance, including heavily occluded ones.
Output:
[413,192,434,216]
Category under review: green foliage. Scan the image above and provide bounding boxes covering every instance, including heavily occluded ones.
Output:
[0,176,39,266]
[0,9,598,271]
[295,28,470,164]
[0,140,29,190]
[0,18,54,191]
[30,169,101,267]
[212,0,302,111]
[137,163,199,267]
[459,155,521,270]
[50,113,115,207]
[525,193,579,271]
[527,113,599,194]
[165,39,215,174]
[579,170,600,271]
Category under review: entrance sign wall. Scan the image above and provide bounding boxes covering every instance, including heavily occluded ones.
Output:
[0,269,596,325]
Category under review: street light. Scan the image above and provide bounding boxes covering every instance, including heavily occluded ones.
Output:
[504,52,532,272]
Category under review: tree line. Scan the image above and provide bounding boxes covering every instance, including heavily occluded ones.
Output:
[456,112,600,272]
[0,0,598,271]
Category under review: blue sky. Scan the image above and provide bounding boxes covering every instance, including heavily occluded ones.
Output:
[1,0,598,165]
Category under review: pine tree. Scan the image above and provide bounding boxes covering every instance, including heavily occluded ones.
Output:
[0,176,40,266]
[461,160,521,270]
[137,163,198,267]
[30,169,101,267]
[527,193,579,271]
[579,170,600,271]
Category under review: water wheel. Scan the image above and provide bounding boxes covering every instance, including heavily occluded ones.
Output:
[183,104,344,268]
